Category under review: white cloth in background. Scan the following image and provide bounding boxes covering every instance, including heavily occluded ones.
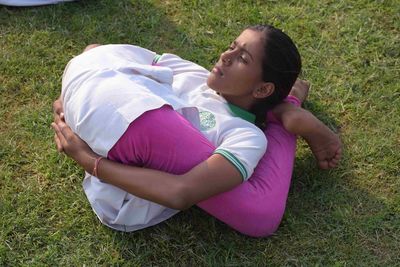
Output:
[0,0,75,6]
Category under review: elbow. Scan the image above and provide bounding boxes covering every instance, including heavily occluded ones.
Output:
[167,180,195,210]
[281,109,310,134]
[170,200,193,211]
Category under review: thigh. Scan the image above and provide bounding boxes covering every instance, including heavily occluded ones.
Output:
[108,105,215,174]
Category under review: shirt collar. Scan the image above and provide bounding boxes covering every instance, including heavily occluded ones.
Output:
[228,103,256,124]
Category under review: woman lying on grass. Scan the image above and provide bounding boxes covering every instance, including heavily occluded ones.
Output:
[52,25,342,237]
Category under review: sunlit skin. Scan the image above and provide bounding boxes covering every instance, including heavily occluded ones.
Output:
[207,29,274,110]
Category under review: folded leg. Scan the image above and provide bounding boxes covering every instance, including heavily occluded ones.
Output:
[107,98,299,236]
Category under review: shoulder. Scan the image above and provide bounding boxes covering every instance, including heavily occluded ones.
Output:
[219,116,267,144]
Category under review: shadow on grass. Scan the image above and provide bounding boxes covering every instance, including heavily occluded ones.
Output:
[1,0,192,50]
[281,149,398,261]
[278,102,399,263]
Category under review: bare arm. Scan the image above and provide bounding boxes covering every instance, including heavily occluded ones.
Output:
[272,102,324,136]
[272,103,342,169]
[94,153,241,210]
[51,121,242,210]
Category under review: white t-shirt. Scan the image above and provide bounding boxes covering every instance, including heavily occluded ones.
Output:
[158,53,267,179]
[61,45,267,231]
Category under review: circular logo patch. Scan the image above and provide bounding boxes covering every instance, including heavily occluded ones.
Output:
[199,111,216,131]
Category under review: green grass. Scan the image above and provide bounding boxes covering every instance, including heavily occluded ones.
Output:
[1,0,399,265]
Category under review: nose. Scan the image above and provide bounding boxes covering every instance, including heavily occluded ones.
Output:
[221,50,235,65]
[222,57,231,65]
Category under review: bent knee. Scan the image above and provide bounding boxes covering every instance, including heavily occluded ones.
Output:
[83,44,101,52]
[233,202,286,237]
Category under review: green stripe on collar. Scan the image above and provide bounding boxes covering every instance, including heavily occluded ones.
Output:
[228,103,256,124]
[152,54,162,65]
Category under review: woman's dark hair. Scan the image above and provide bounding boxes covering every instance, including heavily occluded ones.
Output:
[247,25,302,130]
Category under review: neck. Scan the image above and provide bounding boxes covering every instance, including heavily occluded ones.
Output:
[221,93,254,111]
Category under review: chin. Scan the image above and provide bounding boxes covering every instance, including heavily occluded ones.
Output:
[206,74,212,84]
[206,75,215,89]
[206,80,217,92]
[207,73,226,95]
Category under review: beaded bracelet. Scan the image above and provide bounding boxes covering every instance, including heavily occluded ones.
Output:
[93,157,105,177]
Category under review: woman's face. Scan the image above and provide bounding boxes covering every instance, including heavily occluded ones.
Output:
[207,29,266,99]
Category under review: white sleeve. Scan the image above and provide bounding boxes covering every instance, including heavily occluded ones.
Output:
[213,123,267,181]
[156,53,209,96]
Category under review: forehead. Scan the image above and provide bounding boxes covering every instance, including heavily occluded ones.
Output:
[234,29,265,59]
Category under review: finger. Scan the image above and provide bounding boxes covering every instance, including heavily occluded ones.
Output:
[330,157,340,165]
[335,147,343,159]
[54,114,64,124]
[328,160,338,168]
[54,133,64,153]
[51,122,68,146]
[318,160,329,170]
[52,100,61,113]
[331,150,342,165]
[54,114,61,124]
[57,121,75,141]
[51,122,58,134]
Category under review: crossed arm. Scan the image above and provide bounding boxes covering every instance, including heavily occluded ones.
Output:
[52,99,242,210]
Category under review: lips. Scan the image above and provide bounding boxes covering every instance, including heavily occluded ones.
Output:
[212,65,224,77]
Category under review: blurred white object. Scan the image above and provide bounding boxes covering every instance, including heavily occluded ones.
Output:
[0,0,75,6]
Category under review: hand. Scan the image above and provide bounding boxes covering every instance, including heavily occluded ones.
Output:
[51,121,99,172]
[303,122,342,170]
[52,98,65,152]
[53,98,64,123]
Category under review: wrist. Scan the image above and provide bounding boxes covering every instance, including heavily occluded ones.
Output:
[76,150,100,174]
[92,156,105,177]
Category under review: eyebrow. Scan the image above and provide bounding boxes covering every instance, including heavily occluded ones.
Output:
[233,40,254,61]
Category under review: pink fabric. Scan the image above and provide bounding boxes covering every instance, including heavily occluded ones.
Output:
[108,96,300,237]
[198,96,300,237]
[108,105,212,174]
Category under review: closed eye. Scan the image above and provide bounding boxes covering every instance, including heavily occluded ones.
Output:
[232,40,254,62]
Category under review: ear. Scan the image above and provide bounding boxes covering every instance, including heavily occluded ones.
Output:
[253,82,275,99]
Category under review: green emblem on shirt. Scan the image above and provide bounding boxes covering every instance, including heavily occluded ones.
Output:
[199,111,216,131]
